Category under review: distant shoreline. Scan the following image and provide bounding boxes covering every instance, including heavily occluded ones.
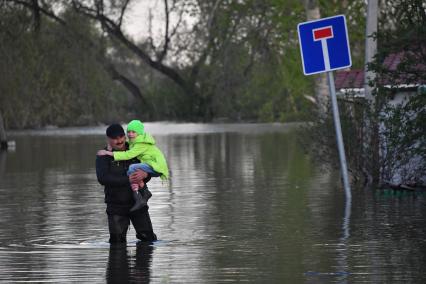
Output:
[8,122,307,137]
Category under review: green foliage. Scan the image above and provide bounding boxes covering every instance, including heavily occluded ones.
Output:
[303,0,426,186]
[371,0,426,185]
[319,0,366,68]
[0,6,127,129]
[0,0,370,126]
[182,0,315,121]
[379,90,425,184]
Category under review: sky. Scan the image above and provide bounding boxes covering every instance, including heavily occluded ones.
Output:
[122,0,198,43]
[123,0,168,41]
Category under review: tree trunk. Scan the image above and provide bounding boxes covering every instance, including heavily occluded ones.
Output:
[363,0,379,186]
[0,110,8,150]
[364,0,378,102]
[304,0,329,117]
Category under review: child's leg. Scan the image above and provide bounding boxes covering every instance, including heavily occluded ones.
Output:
[129,164,150,212]
[135,170,148,190]
[127,163,149,176]
[128,164,139,192]
[128,163,149,192]
[131,163,161,178]
[128,164,150,188]
[130,187,150,212]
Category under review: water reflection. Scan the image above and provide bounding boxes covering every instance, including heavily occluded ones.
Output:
[0,151,5,179]
[0,124,425,282]
[336,195,352,283]
[107,243,154,284]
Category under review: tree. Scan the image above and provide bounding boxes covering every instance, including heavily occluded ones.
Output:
[4,0,368,124]
[0,2,127,128]
[303,0,328,117]
[371,0,426,186]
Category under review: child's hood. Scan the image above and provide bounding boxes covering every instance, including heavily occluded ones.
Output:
[132,133,156,145]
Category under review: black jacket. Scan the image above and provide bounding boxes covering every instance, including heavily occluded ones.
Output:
[96,145,150,215]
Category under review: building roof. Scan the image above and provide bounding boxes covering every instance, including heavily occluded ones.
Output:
[335,51,426,91]
[335,69,364,89]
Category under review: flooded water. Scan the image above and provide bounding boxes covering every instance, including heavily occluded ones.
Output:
[0,123,425,283]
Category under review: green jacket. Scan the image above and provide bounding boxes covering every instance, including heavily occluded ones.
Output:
[113,133,169,180]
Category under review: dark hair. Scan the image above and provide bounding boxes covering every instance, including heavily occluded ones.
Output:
[106,124,125,138]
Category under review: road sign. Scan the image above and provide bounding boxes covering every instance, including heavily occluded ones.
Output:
[297,15,352,199]
[298,15,351,75]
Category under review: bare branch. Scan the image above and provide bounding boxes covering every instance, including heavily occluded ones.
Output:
[71,0,97,19]
[11,0,66,25]
[117,0,130,27]
[79,7,194,95]
[31,0,41,32]
[147,9,157,52]
[105,62,151,107]
[169,8,184,39]
[95,0,104,17]
[207,0,221,32]
[12,0,152,104]
[13,0,197,101]
[190,0,222,80]
[157,0,170,62]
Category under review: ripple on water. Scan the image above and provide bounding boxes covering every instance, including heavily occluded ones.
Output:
[1,125,426,283]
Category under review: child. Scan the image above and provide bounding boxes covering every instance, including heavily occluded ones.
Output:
[98,120,169,211]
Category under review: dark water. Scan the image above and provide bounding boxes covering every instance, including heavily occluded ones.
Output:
[0,123,425,283]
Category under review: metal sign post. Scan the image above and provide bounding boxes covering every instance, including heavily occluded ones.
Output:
[298,15,352,199]
[327,72,351,199]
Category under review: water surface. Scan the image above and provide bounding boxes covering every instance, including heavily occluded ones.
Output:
[0,123,425,283]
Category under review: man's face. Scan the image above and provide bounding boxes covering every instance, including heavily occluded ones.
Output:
[108,135,126,150]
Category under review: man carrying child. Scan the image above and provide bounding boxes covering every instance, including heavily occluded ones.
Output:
[96,124,157,243]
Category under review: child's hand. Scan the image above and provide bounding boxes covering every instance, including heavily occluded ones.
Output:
[97,150,113,156]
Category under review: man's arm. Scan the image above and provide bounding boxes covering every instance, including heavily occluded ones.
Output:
[129,170,152,185]
[96,155,130,187]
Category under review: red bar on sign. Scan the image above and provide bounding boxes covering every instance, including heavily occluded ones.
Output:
[313,27,333,40]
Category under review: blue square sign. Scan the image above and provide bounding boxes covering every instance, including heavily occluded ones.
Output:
[298,15,352,75]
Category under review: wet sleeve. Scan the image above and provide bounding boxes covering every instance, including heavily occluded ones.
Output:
[96,155,130,187]
[113,143,145,161]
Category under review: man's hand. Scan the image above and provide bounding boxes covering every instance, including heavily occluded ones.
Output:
[129,170,148,184]
[97,150,113,156]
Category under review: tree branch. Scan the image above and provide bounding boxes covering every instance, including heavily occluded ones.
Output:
[190,0,222,81]
[87,7,194,95]
[12,0,66,25]
[118,0,130,27]
[31,0,41,32]
[12,0,152,104]
[105,62,151,108]
[157,0,170,62]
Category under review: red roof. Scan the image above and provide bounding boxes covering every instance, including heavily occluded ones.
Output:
[335,69,364,89]
[335,51,425,90]
[383,52,405,70]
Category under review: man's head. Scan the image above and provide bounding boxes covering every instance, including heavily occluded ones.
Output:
[106,124,126,150]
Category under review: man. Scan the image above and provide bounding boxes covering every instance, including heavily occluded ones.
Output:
[96,124,157,243]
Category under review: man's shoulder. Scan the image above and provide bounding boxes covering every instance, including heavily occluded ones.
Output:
[96,152,113,163]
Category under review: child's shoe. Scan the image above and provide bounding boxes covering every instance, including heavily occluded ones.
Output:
[130,188,152,212]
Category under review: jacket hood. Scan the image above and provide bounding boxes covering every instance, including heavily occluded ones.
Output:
[131,133,156,145]
[127,120,145,135]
